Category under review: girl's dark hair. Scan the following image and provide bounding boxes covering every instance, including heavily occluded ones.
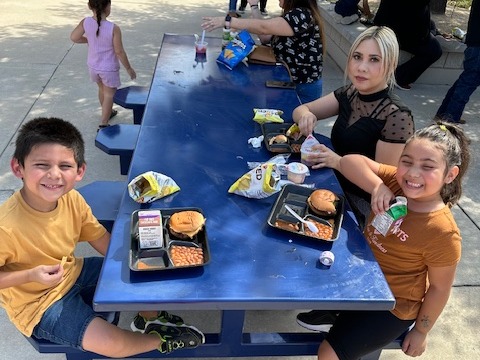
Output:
[14,117,86,168]
[281,0,325,51]
[406,121,471,206]
[88,0,111,36]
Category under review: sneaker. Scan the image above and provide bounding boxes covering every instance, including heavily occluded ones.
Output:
[146,323,205,354]
[131,311,185,333]
[296,310,337,332]
[238,6,245,14]
[260,9,268,16]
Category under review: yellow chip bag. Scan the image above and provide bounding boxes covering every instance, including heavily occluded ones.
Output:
[128,171,180,203]
[253,108,284,124]
[228,163,281,198]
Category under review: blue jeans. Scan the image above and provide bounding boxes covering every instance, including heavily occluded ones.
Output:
[436,46,480,123]
[229,0,238,11]
[32,257,115,350]
[295,79,323,104]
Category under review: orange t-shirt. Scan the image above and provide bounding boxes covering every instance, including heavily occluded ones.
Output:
[364,165,461,320]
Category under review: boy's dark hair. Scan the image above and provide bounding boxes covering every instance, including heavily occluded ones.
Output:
[14,117,86,167]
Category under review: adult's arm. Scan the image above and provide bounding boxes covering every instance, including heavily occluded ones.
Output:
[202,15,294,37]
[292,92,339,136]
[375,140,405,166]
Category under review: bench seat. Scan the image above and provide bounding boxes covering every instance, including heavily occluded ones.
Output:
[113,86,149,124]
[95,124,140,175]
[77,181,126,233]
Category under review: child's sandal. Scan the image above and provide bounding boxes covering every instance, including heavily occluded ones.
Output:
[109,109,118,119]
[97,124,111,132]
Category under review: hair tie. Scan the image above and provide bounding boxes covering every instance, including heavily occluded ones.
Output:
[439,124,447,132]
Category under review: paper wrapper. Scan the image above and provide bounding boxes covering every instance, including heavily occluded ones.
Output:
[228,163,281,199]
[128,171,180,203]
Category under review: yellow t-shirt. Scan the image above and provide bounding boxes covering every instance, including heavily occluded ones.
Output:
[0,190,107,336]
[364,165,461,320]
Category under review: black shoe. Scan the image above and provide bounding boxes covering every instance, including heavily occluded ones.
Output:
[296,310,337,332]
[131,311,185,333]
[146,323,205,354]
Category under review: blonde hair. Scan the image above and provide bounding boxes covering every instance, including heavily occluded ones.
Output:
[345,26,399,91]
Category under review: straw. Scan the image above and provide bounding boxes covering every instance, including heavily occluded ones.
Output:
[200,30,205,44]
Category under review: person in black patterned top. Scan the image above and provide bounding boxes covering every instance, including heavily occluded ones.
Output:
[202,0,324,103]
[293,26,414,229]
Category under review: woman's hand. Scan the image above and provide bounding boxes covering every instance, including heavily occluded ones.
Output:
[201,16,224,32]
[309,144,342,170]
[402,327,427,357]
[371,183,395,214]
[297,112,317,136]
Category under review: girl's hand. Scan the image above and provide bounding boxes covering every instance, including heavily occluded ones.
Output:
[309,144,342,170]
[371,183,395,214]
[402,327,427,357]
[30,264,64,287]
[297,112,317,136]
[247,0,260,5]
[127,67,136,80]
[201,17,224,32]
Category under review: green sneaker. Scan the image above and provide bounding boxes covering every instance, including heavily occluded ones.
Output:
[146,323,205,354]
[130,311,184,333]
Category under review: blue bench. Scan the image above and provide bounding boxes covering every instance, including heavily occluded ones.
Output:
[113,86,149,124]
[77,180,126,233]
[95,124,140,175]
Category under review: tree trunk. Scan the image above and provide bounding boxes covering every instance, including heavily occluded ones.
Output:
[431,0,448,14]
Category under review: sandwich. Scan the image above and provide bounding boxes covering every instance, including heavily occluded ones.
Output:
[307,189,338,217]
[169,210,205,239]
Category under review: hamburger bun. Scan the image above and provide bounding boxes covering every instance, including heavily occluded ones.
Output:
[307,189,338,217]
[169,211,205,239]
[268,134,288,145]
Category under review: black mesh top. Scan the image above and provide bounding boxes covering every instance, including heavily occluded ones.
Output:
[331,84,415,200]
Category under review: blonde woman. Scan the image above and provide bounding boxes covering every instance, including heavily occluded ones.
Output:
[292,26,414,230]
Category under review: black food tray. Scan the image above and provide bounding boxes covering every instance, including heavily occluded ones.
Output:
[267,184,345,241]
[129,208,210,271]
[261,123,306,153]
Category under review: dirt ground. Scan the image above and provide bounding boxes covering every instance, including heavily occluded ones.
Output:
[366,0,471,35]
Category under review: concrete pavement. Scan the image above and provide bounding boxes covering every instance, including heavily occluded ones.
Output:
[0,1,479,359]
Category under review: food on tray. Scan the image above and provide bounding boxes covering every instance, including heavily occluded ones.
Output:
[168,210,205,239]
[170,245,204,266]
[303,219,334,240]
[307,189,338,217]
[137,260,154,270]
[268,134,288,145]
[274,219,300,232]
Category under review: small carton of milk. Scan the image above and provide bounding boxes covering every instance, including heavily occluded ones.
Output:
[137,210,164,249]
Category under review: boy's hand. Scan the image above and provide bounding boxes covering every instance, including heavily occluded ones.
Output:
[30,264,64,286]
[371,183,395,214]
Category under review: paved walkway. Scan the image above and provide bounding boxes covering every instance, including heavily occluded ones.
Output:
[0,1,478,359]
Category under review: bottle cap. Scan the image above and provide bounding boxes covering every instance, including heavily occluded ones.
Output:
[319,251,334,266]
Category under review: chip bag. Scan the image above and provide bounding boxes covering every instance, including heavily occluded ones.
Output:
[228,163,281,198]
[217,30,255,70]
[252,108,284,124]
[128,171,180,203]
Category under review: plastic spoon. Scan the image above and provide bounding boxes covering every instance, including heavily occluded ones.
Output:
[200,30,206,45]
[284,205,319,233]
